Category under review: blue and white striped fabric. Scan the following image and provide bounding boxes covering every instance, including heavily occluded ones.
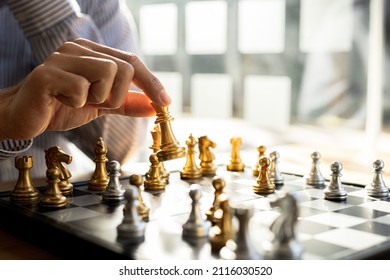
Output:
[0,0,148,182]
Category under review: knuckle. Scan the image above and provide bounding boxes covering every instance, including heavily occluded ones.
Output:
[56,41,78,53]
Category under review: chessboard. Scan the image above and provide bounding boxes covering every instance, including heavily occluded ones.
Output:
[0,165,390,260]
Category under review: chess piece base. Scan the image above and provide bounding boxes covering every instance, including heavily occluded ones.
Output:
[102,189,126,202]
[323,189,348,201]
[227,163,245,172]
[201,165,217,177]
[88,179,109,191]
[180,169,202,180]
[182,221,211,239]
[10,191,40,205]
[59,182,73,196]
[40,196,68,209]
[264,240,303,260]
[157,148,186,162]
[365,184,389,198]
[117,223,145,241]
[304,176,325,187]
[144,180,166,191]
[253,184,275,194]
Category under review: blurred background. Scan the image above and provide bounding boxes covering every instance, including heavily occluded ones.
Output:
[123,0,390,184]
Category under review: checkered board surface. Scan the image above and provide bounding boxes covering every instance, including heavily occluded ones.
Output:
[1,168,390,260]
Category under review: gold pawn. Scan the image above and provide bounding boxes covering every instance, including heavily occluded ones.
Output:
[10,156,40,205]
[88,137,109,191]
[253,145,267,176]
[40,168,68,209]
[149,125,170,183]
[180,134,202,180]
[144,153,167,192]
[129,174,150,221]
[253,156,275,194]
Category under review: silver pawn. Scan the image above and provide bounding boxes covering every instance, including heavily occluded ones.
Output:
[117,186,145,243]
[365,159,389,198]
[220,208,262,260]
[102,161,125,202]
[182,184,211,240]
[269,151,284,185]
[323,161,347,201]
[304,151,326,186]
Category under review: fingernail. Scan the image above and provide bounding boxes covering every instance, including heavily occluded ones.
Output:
[159,89,172,105]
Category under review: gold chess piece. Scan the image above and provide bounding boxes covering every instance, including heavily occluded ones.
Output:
[209,194,234,253]
[44,146,73,196]
[88,137,109,191]
[129,174,150,221]
[253,145,266,176]
[227,137,245,172]
[40,167,68,209]
[181,134,202,180]
[151,103,186,161]
[10,156,40,204]
[198,136,217,176]
[144,153,167,192]
[206,176,226,225]
[253,156,275,194]
[149,125,170,183]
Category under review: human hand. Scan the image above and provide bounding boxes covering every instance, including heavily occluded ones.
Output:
[0,39,171,141]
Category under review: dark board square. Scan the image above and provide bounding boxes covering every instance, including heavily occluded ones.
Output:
[351,221,390,236]
[301,239,350,258]
[335,206,389,219]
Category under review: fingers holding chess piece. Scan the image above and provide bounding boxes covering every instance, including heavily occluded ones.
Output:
[151,103,186,161]
[323,161,348,201]
[40,167,68,209]
[253,156,275,195]
[365,159,389,198]
[227,137,245,172]
[10,156,40,205]
[129,174,150,221]
[88,137,109,191]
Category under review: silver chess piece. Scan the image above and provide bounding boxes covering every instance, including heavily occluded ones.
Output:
[182,184,211,240]
[323,161,348,201]
[265,192,303,259]
[304,151,326,186]
[220,208,262,260]
[269,151,284,185]
[102,161,125,202]
[117,186,145,243]
[365,159,389,198]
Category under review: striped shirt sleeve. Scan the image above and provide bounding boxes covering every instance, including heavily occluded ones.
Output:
[6,0,102,63]
[0,139,33,160]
